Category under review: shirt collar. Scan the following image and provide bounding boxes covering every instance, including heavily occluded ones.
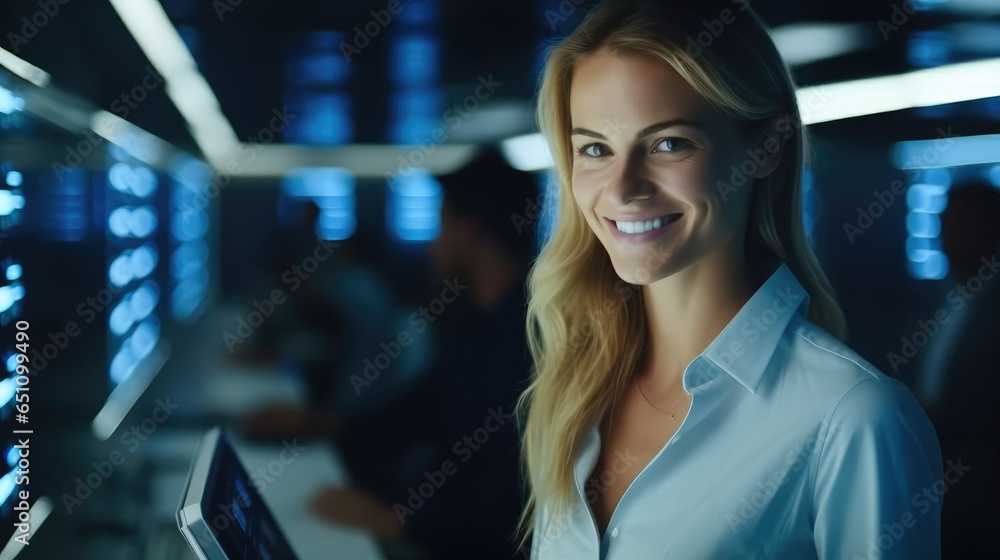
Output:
[686,262,810,394]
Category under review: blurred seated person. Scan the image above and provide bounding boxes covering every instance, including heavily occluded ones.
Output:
[243,146,541,559]
[915,179,1000,557]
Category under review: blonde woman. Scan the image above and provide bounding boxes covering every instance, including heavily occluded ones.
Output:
[517,0,944,558]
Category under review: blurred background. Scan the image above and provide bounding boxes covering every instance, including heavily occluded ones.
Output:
[0,0,998,558]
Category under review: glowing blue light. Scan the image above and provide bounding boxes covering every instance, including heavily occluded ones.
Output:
[0,470,16,508]
[287,53,350,86]
[171,210,208,242]
[109,298,134,336]
[108,208,132,238]
[915,167,952,188]
[388,171,442,242]
[0,284,25,314]
[284,92,353,145]
[5,171,22,187]
[108,163,158,197]
[906,236,937,259]
[130,206,158,237]
[109,245,158,288]
[0,191,26,216]
[909,250,949,279]
[390,34,439,87]
[401,0,436,24]
[109,283,158,337]
[131,244,158,278]
[906,183,949,213]
[906,212,941,238]
[0,86,25,115]
[283,167,354,198]
[0,378,14,410]
[129,318,160,358]
[110,318,160,384]
[989,164,1000,188]
[109,348,135,385]
[171,242,208,279]
[172,273,209,320]
[389,87,442,143]
[5,354,16,373]
[6,446,17,468]
[130,282,159,319]
[109,253,133,287]
[170,156,210,192]
[908,30,951,68]
[5,264,22,281]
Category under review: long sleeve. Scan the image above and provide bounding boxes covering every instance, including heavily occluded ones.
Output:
[811,377,944,559]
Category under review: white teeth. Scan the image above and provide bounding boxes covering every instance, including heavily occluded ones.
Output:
[614,215,675,234]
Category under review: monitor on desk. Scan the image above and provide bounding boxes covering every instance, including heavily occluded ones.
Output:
[177,426,300,560]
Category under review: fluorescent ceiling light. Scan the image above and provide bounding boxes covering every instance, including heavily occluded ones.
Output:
[501,133,553,172]
[798,57,1000,124]
[0,47,50,87]
[772,22,876,66]
[91,340,171,441]
[892,133,1000,169]
[498,57,1000,172]
[0,496,52,558]
[91,110,169,167]
[108,0,239,169]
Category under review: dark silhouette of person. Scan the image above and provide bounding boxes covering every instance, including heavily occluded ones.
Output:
[245,146,541,560]
[915,180,1000,557]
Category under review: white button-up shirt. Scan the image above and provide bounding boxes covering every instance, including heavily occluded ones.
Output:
[531,263,945,559]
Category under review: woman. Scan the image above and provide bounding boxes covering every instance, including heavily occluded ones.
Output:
[516,1,944,558]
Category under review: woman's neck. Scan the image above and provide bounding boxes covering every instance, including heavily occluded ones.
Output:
[639,242,758,392]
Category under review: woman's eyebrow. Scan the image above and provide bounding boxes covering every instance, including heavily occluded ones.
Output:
[570,119,705,140]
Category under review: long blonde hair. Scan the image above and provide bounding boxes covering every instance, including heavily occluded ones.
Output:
[515,0,847,549]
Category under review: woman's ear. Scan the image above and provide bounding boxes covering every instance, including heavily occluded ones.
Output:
[747,115,793,179]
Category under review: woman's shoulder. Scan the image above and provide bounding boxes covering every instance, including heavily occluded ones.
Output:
[778,315,934,434]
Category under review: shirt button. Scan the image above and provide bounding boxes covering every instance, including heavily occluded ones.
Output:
[611,527,619,538]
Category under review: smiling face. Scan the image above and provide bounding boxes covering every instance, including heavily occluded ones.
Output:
[569,50,771,285]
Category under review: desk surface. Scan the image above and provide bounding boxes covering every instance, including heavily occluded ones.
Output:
[230,435,384,560]
[171,339,385,560]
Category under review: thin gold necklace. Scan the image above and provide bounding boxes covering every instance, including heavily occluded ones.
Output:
[635,375,690,420]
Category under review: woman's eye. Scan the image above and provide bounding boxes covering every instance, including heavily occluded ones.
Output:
[652,138,691,153]
[576,143,610,158]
